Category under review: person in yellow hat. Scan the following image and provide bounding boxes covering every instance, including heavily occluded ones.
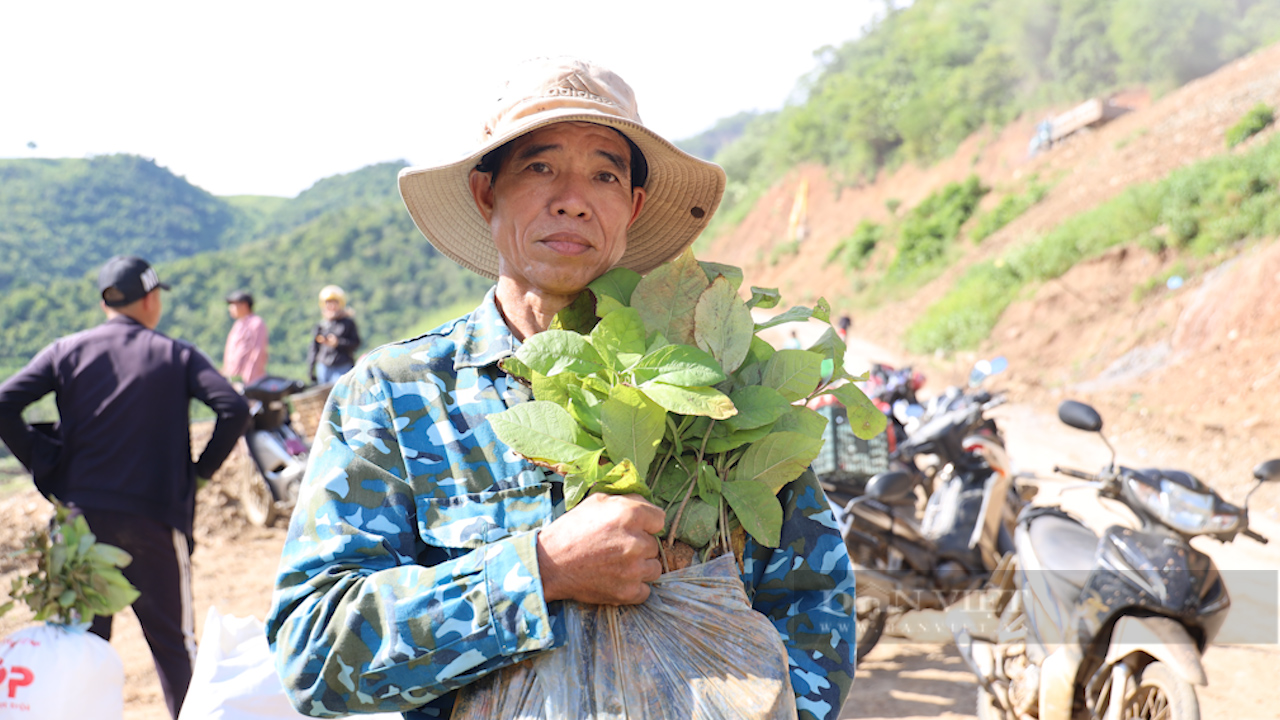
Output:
[305,285,360,385]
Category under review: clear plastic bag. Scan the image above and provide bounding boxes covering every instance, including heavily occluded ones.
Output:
[451,553,797,720]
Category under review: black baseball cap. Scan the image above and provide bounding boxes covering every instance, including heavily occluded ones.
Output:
[97,255,170,308]
[225,290,254,306]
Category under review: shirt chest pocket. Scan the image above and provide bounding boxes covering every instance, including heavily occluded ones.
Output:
[414,483,552,549]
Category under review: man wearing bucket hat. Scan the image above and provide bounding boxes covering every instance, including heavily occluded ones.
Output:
[267,58,856,720]
[0,255,249,718]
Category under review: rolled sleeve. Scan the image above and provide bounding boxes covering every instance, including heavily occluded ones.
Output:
[267,360,561,717]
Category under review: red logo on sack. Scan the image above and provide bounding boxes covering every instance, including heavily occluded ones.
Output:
[0,659,35,698]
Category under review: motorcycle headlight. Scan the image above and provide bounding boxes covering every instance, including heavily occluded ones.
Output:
[1127,476,1240,535]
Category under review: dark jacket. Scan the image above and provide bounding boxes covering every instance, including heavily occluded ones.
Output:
[0,316,249,538]
[306,315,360,380]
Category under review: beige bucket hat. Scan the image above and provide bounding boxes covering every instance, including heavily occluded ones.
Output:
[398,57,727,280]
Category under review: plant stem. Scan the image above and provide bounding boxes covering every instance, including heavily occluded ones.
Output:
[667,420,717,551]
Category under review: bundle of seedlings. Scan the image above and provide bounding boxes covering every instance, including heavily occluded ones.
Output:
[452,250,884,720]
[1,501,139,719]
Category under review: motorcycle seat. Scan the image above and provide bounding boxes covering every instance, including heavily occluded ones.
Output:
[1026,514,1097,589]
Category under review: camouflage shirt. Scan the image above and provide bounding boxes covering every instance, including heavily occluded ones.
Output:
[266,288,856,719]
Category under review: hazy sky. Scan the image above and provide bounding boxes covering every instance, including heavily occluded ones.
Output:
[0,1,880,198]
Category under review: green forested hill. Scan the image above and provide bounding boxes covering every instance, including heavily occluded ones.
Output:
[0,155,244,290]
[0,159,489,380]
[705,0,1280,232]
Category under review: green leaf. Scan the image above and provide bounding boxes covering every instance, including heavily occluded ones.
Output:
[761,349,824,402]
[488,401,602,468]
[653,458,695,503]
[641,383,737,420]
[725,385,793,432]
[667,498,720,548]
[566,386,603,436]
[811,297,832,324]
[600,386,667,480]
[517,329,607,377]
[631,248,708,345]
[589,267,643,308]
[86,544,132,568]
[591,459,651,499]
[564,475,591,509]
[704,424,773,454]
[698,261,744,292]
[632,344,726,387]
[697,463,722,502]
[580,376,612,401]
[596,295,627,317]
[550,292,598,333]
[746,286,782,310]
[753,300,831,332]
[729,431,823,493]
[771,405,829,438]
[500,356,535,383]
[746,335,775,365]
[694,276,754,374]
[806,327,847,378]
[590,306,647,367]
[830,383,889,440]
[531,371,581,406]
[722,480,783,547]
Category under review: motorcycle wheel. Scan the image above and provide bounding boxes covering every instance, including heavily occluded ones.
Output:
[855,597,886,665]
[1120,662,1199,720]
[241,471,278,527]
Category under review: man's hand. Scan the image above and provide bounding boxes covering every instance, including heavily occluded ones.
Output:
[536,493,665,605]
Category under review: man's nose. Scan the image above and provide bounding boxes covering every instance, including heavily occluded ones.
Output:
[551,173,591,218]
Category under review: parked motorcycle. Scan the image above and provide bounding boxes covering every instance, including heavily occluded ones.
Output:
[239,376,310,526]
[831,385,1026,663]
[953,400,1276,720]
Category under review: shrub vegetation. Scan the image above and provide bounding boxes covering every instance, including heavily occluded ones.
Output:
[905,131,1280,353]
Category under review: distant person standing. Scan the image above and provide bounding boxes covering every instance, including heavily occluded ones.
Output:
[306,285,360,385]
[0,255,249,719]
[836,314,852,342]
[222,289,269,386]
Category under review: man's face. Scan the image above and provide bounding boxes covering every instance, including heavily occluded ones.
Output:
[470,122,646,296]
[227,301,249,320]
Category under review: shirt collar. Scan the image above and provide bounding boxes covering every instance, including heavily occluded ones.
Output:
[454,286,520,371]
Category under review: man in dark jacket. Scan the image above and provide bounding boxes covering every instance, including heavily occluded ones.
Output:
[0,255,250,719]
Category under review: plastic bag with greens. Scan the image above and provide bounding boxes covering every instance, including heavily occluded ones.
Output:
[451,554,795,720]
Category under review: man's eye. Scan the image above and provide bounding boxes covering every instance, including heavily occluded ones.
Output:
[597,171,620,183]
[528,162,551,173]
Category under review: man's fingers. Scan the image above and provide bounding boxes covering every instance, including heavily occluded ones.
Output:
[641,557,663,583]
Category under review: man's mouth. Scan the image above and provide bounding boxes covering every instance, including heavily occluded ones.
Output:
[540,234,593,256]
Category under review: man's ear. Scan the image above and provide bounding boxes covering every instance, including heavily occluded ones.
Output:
[627,186,647,229]
[468,169,496,223]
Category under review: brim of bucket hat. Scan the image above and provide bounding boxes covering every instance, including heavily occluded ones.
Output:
[398,108,726,280]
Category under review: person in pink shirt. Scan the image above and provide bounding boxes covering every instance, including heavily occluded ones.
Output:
[222,290,269,386]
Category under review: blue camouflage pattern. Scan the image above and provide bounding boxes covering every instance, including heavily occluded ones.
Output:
[266,286,857,719]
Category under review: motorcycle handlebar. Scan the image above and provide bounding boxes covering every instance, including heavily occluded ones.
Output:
[1054,465,1096,481]
[1243,528,1270,544]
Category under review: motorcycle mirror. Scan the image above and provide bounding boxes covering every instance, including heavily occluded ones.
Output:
[1058,400,1103,433]
[865,471,917,504]
[1254,459,1280,483]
